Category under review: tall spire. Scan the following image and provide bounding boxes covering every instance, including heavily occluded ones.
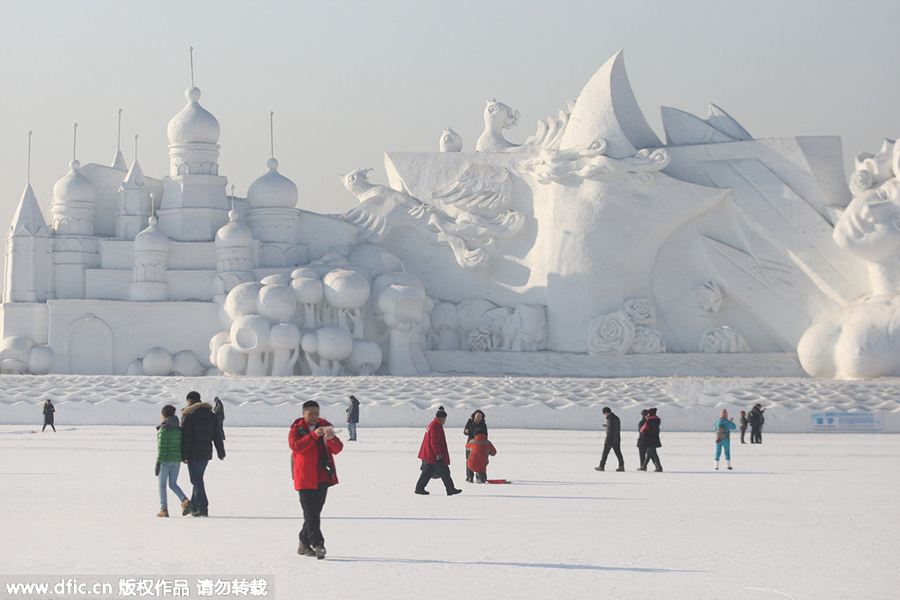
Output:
[72,122,78,161]
[270,111,275,158]
[189,46,195,87]
[111,109,127,170]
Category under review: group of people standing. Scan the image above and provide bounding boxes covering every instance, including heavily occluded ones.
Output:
[595,403,768,473]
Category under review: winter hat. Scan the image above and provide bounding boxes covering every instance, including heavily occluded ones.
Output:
[647,407,657,416]
[436,406,447,419]
[720,409,728,418]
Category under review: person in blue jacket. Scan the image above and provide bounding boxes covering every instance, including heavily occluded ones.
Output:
[714,409,737,470]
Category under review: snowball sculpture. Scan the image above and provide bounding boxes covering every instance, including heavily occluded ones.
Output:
[0,335,54,374]
[210,245,427,376]
[126,348,204,376]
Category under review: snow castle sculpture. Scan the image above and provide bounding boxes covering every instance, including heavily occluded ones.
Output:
[0,51,882,377]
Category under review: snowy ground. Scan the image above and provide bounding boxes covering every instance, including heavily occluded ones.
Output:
[1,424,897,600]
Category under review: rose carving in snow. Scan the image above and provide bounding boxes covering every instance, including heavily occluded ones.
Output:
[629,325,666,354]
[466,327,494,352]
[587,312,635,355]
[699,326,750,353]
[691,281,723,315]
[622,297,656,325]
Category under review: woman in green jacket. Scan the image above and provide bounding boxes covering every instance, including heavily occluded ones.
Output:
[156,405,191,517]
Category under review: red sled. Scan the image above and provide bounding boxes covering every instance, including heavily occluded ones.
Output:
[486,479,511,484]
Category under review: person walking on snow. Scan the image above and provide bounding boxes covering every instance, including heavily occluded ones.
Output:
[595,406,625,472]
[42,399,56,432]
[181,391,225,517]
[289,400,343,559]
[636,409,649,470]
[416,407,462,496]
[463,410,488,482]
[739,410,748,444]
[346,395,360,441]
[714,409,737,470]
[213,396,225,441]
[155,404,191,517]
[638,407,663,472]
[465,433,497,483]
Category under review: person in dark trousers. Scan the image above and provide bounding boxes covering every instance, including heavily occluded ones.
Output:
[346,395,360,441]
[41,399,55,432]
[213,396,225,441]
[289,400,343,560]
[638,407,663,472]
[416,407,462,496]
[181,391,225,517]
[463,410,488,483]
[739,410,748,444]
[748,403,766,444]
[595,406,624,471]
[636,409,649,470]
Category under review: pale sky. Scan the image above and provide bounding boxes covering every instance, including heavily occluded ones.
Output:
[1,0,898,241]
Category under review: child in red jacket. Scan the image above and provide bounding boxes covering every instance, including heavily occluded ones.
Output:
[465,433,497,483]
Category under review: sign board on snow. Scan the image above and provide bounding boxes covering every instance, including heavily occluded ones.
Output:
[811,412,883,431]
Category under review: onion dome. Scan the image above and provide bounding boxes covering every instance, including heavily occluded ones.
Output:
[246,158,298,209]
[215,209,254,248]
[52,160,96,205]
[134,216,170,253]
[166,87,220,146]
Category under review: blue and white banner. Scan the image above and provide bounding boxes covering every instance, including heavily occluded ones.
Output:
[811,412,883,431]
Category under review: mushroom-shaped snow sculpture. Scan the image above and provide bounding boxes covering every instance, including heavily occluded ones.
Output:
[305,326,354,375]
[260,273,292,286]
[224,282,264,325]
[209,331,231,367]
[28,345,55,374]
[216,343,247,376]
[172,350,204,376]
[258,284,298,324]
[291,276,324,329]
[269,322,301,376]
[373,272,429,375]
[345,339,383,375]
[323,269,371,337]
[143,347,174,376]
[231,314,271,376]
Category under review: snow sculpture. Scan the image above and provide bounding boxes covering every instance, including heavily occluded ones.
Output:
[799,139,900,378]
[439,127,462,152]
[476,100,521,152]
[587,298,665,356]
[339,167,524,270]
[3,49,879,377]
[0,335,54,374]
[691,281,723,315]
[209,245,426,376]
[126,347,204,376]
[699,326,750,353]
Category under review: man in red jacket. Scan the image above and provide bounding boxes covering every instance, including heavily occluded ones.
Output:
[415,407,462,496]
[289,400,343,559]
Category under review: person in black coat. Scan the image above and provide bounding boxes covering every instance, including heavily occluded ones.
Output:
[463,410,488,483]
[595,407,624,471]
[748,404,765,444]
[42,399,56,432]
[346,395,360,441]
[636,409,649,469]
[181,391,226,517]
[638,407,663,472]
[213,396,225,441]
